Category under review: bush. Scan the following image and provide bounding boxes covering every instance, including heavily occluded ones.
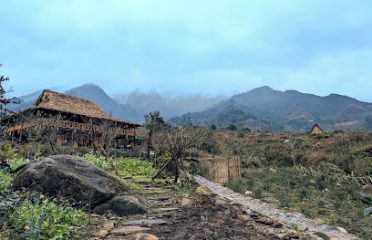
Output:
[7,198,89,240]
[198,137,220,154]
[189,162,209,177]
[0,142,17,160]
[0,169,12,192]
[8,158,29,172]
[225,179,247,193]
[83,154,109,171]
[237,167,371,239]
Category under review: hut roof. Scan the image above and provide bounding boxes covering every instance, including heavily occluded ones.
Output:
[31,90,141,126]
[310,123,324,135]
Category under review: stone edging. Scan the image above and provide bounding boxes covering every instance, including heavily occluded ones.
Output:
[191,175,359,240]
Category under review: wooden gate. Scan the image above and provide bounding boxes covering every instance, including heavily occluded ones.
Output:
[201,156,241,184]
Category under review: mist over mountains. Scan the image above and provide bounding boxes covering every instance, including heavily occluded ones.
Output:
[171,86,372,131]
[7,84,372,131]
[7,83,224,122]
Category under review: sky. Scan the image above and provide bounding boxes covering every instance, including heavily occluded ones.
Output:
[1,0,372,101]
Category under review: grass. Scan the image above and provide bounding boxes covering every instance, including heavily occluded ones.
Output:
[84,153,157,178]
[211,131,372,239]
[226,166,372,239]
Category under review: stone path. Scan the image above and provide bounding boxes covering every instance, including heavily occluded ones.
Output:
[91,177,296,240]
[91,178,174,240]
[192,175,359,240]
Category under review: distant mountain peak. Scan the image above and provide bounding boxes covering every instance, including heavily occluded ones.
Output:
[171,86,372,131]
[251,86,275,92]
[80,83,101,88]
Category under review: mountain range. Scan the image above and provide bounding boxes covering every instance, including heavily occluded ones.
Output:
[7,84,372,131]
[170,86,372,131]
[7,84,223,123]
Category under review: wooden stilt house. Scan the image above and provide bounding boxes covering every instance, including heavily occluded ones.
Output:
[1,90,141,148]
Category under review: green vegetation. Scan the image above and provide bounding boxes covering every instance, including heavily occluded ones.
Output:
[0,143,160,239]
[0,169,12,191]
[84,153,157,177]
[218,131,372,239]
[6,198,89,240]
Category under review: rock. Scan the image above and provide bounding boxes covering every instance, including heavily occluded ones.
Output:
[94,229,109,238]
[271,220,283,228]
[223,209,231,215]
[13,155,126,209]
[123,219,167,227]
[196,185,213,196]
[238,215,250,222]
[269,168,277,173]
[336,226,348,233]
[111,226,151,235]
[181,198,193,207]
[215,198,228,207]
[154,207,180,212]
[313,218,325,226]
[244,191,253,196]
[102,221,116,231]
[134,233,159,240]
[363,206,372,216]
[94,195,148,216]
[13,155,147,216]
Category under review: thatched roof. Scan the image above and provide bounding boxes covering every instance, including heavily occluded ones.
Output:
[32,90,141,126]
[310,123,324,135]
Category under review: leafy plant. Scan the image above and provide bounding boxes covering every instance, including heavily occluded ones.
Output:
[112,157,157,177]
[83,153,109,170]
[0,169,12,192]
[7,198,89,240]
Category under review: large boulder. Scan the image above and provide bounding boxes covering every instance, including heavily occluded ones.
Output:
[13,155,147,215]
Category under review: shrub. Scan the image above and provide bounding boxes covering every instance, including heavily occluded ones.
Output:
[7,198,89,240]
[83,154,109,171]
[189,162,209,177]
[17,143,42,159]
[8,158,29,172]
[354,158,372,176]
[0,142,17,160]
[225,179,247,193]
[0,169,12,192]
[198,137,220,154]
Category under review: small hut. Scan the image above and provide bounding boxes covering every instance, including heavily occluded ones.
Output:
[310,123,324,135]
[1,90,141,148]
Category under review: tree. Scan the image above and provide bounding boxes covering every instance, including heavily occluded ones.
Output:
[152,126,207,183]
[144,111,169,164]
[227,124,237,131]
[0,64,18,171]
[0,64,12,116]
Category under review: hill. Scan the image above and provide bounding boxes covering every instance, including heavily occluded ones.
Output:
[65,84,141,122]
[6,84,222,123]
[6,84,141,122]
[171,86,372,131]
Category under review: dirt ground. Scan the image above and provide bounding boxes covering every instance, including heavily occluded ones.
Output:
[145,194,275,240]
[93,179,310,240]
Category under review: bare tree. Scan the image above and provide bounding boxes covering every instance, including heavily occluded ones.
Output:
[144,111,169,166]
[0,65,19,170]
[152,126,207,183]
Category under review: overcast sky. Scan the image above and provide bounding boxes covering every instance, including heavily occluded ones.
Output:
[1,0,372,101]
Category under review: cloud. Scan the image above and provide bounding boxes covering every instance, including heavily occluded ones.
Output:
[0,0,372,101]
